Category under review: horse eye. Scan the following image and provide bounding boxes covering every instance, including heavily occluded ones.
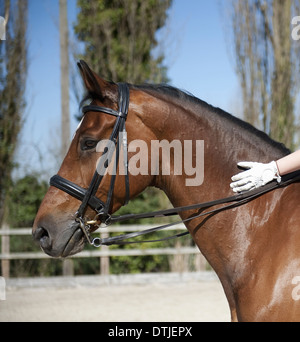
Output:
[81,139,98,151]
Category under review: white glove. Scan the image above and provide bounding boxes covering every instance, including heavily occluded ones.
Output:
[230,161,281,193]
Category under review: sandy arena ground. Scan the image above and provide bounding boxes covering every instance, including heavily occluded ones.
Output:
[0,276,230,322]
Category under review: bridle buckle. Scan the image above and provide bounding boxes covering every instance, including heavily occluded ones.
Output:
[75,215,103,247]
[75,209,112,247]
[75,216,94,245]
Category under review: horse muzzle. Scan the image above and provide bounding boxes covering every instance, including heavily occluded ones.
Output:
[32,217,85,258]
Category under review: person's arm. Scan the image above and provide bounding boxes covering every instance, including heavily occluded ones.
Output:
[276,150,300,175]
[230,150,300,193]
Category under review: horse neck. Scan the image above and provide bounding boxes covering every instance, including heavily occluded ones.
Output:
[149,94,289,210]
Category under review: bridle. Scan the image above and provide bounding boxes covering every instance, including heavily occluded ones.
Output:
[49,82,300,248]
[50,83,130,246]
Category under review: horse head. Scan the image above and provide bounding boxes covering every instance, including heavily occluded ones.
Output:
[33,61,157,257]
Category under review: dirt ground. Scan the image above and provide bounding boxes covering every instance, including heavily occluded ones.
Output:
[0,277,230,322]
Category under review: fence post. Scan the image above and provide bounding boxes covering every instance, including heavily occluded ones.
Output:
[100,231,109,275]
[62,259,74,276]
[194,252,207,271]
[1,222,10,278]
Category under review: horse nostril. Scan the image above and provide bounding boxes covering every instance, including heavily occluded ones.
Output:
[33,227,51,249]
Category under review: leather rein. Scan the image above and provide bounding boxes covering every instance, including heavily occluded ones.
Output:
[50,83,300,247]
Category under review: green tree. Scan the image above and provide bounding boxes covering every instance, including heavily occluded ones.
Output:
[0,0,28,225]
[74,0,172,84]
[7,175,48,228]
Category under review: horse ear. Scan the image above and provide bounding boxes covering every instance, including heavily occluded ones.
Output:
[77,60,117,101]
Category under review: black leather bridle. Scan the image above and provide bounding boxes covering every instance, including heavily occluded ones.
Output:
[50,83,130,246]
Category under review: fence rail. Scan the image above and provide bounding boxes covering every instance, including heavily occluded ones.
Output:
[0,224,208,277]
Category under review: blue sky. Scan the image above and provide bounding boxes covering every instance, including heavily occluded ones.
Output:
[15,0,239,179]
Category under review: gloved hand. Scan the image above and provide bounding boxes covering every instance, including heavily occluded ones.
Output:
[230,161,281,193]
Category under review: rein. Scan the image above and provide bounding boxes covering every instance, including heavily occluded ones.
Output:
[74,172,300,246]
[49,82,300,247]
[99,171,300,245]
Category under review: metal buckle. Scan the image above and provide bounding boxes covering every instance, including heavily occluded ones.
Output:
[76,217,103,247]
[76,212,111,248]
[76,216,94,245]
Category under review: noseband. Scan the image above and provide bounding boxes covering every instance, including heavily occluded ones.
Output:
[50,83,130,246]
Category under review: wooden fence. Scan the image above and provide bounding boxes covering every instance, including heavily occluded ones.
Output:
[0,224,208,278]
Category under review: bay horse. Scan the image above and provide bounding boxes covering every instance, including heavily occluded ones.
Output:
[33,60,300,321]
